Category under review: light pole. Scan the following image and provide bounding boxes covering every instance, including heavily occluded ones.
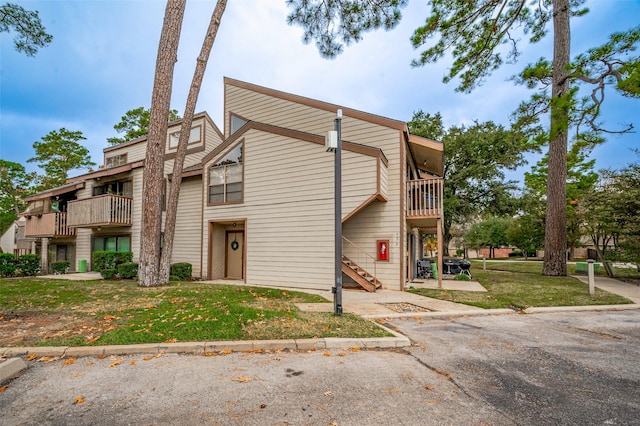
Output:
[333,109,343,315]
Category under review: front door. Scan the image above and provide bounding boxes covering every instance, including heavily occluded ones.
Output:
[225,231,244,279]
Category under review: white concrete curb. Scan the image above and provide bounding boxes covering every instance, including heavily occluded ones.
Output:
[0,357,28,384]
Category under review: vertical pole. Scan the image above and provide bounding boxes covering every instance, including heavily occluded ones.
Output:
[334,110,343,315]
[483,255,486,271]
[587,259,595,296]
[437,218,443,289]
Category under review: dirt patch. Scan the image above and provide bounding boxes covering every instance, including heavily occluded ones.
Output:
[0,311,120,347]
[382,303,431,313]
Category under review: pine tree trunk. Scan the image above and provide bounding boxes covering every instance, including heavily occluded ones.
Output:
[138,0,186,287]
[543,0,570,276]
[159,0,228,283]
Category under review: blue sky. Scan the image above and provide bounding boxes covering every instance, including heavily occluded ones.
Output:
[1,0,638,183]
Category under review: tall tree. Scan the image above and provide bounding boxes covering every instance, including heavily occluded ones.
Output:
[0,160,36,234]
[408,111,529,254]
[525,143,597,260]
[0,2,52,56]
[107,107,181,146]
[138,0,186,287]
[27,128,95,190]
[159,0,228,283]
[287,0,640,276]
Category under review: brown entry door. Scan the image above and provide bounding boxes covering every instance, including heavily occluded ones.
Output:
[225,231,244,279]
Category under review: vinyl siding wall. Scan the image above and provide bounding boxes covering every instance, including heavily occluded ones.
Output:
[224,83,404,289]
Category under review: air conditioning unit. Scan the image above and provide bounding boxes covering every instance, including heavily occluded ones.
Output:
[325,130,337,152]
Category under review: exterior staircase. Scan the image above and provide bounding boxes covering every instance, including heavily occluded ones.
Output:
[342,255,382,292]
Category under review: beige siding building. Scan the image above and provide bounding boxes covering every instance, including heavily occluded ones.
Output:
[21,79,443,290]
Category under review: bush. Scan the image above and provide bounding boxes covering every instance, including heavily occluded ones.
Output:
[51,261,70,274]
[118,262,138,279]
[100,269,118,279]
[454,274,471,281]
[0,253,17,277]
[17,254,40,276]
[170,263,192,280]
[508,251,523,258]
[92,251,133,271]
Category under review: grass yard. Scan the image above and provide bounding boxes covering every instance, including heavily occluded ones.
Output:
[0,278,391,348]
[409,260,634,310]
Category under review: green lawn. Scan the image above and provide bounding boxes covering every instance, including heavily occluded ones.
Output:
[0,278,390,347]
[409,260,634,310]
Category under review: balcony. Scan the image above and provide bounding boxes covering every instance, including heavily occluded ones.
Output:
[406,178,443,228]
[67,194,132,228]
[25,212,75,238]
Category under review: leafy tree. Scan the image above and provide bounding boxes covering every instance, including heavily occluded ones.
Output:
[465,216,511,258]
[507,203,545,261]
[408,111,528,254]
[0,160,36,234]
[27,128,95,190]
[0,2,52,56]
[583,157,640,271]
[138,0,186,287]
[159,0,228,283]
[287,0,640,277]
[286,0,407,58]
[107,107,181,146]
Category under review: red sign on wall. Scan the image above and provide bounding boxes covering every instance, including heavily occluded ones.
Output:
[377,240,389,261]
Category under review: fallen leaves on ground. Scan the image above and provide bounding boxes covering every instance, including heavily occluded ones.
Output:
[323,391,332,397]
[74,397,85,404]
[27,354,37,361]
[38,356,58,363]
[232,376,252,383]
[0,386,7,392]
[108,359,123,368]
[63,357,77,367]
[129,361,137,366]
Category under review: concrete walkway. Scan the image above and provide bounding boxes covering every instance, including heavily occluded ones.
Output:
[573,274,640,304]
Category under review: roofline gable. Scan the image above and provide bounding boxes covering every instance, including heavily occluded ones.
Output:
[224,77,408,132]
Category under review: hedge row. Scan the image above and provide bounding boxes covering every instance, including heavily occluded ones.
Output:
[0,253,40,277]
[92,251,133,271]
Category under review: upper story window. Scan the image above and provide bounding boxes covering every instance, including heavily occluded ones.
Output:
[168,125,201,149]
[106,153,127,168]
[93,180,132,197]
[208,142,243,204]
[230,114,248,135]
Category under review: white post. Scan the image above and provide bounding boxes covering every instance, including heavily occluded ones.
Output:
[587,259,595,296]
[483,255,486,271]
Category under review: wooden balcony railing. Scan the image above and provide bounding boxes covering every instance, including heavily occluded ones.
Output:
[406,178,443,218]
[25,212,75,238]
[67,194,132,228]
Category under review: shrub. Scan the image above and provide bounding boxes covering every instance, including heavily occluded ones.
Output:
[118,262,138,279]
[92,251,133,271]
[51,261,70,275]
[170,263,192,280]
[100,269,118,279]
[0,253,17,277]
[508,251,523,258]
[115,251,133,265]
[17,254,40,276]
[454,274,471,281]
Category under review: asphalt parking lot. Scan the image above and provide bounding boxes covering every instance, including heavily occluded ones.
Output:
[1,310,639,425]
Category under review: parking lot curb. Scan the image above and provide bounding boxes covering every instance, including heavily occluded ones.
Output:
[0,334,410,362]
[0,357,28,385]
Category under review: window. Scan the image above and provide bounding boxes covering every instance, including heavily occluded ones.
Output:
[208,143,243,204]
[93,180,132,197]
[105,154,127,168]
[230,115,248,135]
[93,235,131,252]
[168,125,201,149]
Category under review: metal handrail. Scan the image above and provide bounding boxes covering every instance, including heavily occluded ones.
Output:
[342,236,377,282]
